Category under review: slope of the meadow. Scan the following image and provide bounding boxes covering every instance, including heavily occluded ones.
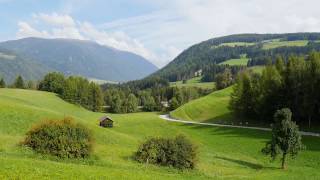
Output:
[171,86,233,124]
[0,88,320,179]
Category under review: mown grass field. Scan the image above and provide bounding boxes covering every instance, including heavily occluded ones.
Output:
[1,88,320,179]
[170,76,215,90]
[218,42,256,47]
[171,86,233,123]
[219,55,249,66]
[262,40,309,50]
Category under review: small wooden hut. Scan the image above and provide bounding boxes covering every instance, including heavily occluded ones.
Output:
[99,116,113,128]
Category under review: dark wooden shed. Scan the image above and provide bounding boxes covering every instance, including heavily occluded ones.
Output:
[99,116,113,128]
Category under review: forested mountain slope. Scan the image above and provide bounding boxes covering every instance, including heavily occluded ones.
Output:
[152,33,320,81]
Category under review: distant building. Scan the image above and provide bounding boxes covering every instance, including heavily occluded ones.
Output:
[161,101,169,108]
[194,69,202,77]
[99,116,113,128]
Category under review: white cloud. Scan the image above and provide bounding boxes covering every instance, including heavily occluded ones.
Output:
[34,13,76,27]
[17,21,49,38]
[16,13,159,66]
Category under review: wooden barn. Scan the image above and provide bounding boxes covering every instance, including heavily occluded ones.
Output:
[99,116,113,128]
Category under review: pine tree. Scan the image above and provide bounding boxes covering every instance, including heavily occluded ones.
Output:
[0,78,6,88]
[13,75,25,89]
[262,108,304,169]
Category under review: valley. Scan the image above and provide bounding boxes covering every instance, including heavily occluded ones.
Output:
[1,88,320,179]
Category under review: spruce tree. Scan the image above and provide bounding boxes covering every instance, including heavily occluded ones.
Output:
[13,75,25,89]
[0,78,5,88]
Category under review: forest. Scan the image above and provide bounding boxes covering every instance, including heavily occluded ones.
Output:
[230,51,320,127]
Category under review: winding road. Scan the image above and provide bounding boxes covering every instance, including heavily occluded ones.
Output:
[159,114,320,137]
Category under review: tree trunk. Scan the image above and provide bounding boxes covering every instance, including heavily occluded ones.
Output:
[308,115,311,129]
[281,153,287,169]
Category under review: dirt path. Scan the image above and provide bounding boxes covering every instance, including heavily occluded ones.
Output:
[159,114,320,137]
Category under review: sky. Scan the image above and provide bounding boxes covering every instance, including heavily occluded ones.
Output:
[1,0,320,67]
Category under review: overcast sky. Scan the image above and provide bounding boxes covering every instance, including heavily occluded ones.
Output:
[1,0,320,67]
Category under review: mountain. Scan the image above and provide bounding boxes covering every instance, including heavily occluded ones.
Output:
[0,48,51,83]
[0,37,158,83]
[152,33,320,82]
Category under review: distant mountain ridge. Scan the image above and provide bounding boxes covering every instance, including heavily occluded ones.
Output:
[0,37,158,83]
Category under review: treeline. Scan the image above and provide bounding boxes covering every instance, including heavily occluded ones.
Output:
[0,75,37,89]
[152,33,320,82]
[153,46,248,82]
[38,72,103,112]
[201,64,246,82]
[103,80,211,113]
[247,41,320,66]
[230,51,320,127]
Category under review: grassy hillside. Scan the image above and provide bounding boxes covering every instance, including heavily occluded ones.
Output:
[170,76,215,90]
[262,40,309,49]
[171,86,233,123]
[218,42,256,47]
[1,88,320,179]
[219,54,249,66]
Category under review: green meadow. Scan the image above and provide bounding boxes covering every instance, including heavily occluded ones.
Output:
[170,76,215,90]
[1,88,320,179]
[262,40,309,50]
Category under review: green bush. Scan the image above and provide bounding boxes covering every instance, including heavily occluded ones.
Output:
[23,117,93,158]
[134,135,197,169]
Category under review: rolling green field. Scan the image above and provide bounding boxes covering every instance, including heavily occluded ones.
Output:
[170,76,215,90]
[219,54,249,66]
[1,88,320,179]
[262,40,309,50]
[171,86,233,123]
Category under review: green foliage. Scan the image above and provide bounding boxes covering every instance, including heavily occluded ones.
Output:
[38,72,65,94]
[230,52,320,126]
[13,75,25,89]
[215,68,233,90]
[88,82,104,112]
[142,94,157,112]
[124,93,138,113]
[38,73,104,112]
[23,117,93,158]
[134,135,197,169]
[170,97,180,110]
[262,108,304,169]
[0,78,5,88]
[110,94,123,113]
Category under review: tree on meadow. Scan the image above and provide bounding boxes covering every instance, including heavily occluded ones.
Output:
[262,108,304,169]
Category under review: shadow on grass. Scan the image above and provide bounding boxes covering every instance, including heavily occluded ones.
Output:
[180,122,270,140]
[215,156,264,170]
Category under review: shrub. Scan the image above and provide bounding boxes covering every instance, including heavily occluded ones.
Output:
[134,135,197,169]
[23,117,93,158]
